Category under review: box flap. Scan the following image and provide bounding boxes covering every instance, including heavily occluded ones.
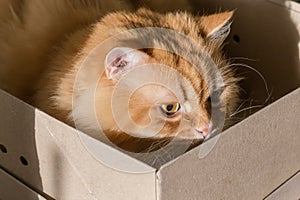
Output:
[0,168,46,200]
[0,89,157,200]
[157,88,300,200]
[265,171,300,200]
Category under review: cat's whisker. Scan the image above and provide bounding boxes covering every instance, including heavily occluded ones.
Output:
[228,63,270,98]
[144,141,159,153]
[229,57,258,62]
[229,87,273,119]
[142,138,170,153]
[150,153,167,167]
[263,87,273,104]
[233,100,247,114]
[228,96,252,116]
[230,104,263,117]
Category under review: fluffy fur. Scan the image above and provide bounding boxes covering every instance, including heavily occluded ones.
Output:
[0,1,240,152]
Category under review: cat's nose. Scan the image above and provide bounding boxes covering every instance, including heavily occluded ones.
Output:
[195,126,210,137]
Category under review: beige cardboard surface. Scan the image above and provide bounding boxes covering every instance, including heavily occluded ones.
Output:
[157,88,300,200]
[35,111,156,200]
[0,0,300,199]
[0,90,43,195]
[156,0,300,199]
[265,171,300,200]
[0,90,156,200]
[0,168,45,200]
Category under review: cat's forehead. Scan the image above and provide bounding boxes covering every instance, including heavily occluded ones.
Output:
[149,49,209,97]
[151,63,201,104]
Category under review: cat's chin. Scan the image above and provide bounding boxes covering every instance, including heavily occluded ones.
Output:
[96,129,204,153]
[187,139,205,150]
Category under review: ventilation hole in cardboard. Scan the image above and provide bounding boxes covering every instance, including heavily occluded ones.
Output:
[20,156,29,166]
[233,34,240,43]
[0,144,7,153]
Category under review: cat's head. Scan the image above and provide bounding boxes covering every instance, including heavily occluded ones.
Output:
[71,9,239,152]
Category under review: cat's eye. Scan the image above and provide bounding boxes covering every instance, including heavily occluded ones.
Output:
[160,103,181,116]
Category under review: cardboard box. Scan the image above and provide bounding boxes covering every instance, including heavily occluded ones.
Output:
[0,168,46,200]
[0,0,299,199]
[265,172,300,200]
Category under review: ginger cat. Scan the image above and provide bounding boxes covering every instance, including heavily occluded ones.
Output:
[0,1,239,155]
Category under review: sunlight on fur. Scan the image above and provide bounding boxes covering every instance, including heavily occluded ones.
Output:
[0,1,241,165]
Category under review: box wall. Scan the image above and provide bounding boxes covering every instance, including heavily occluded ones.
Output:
[157,88,300,200]
[0,168,46,200]
[156,1,300,199]
[0,0,300,199]
[0,90,157,200]
[265,171,300,200]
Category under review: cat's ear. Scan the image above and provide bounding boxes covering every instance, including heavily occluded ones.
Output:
[105,47,149,79]
[200,11,234,43]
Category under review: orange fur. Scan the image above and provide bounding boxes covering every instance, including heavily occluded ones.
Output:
[0,2,240,152]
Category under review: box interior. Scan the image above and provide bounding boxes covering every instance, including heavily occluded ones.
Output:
[0,0,299,167]
[0,1,300,199]
[127,0,300,167]
[136,0,300,103]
